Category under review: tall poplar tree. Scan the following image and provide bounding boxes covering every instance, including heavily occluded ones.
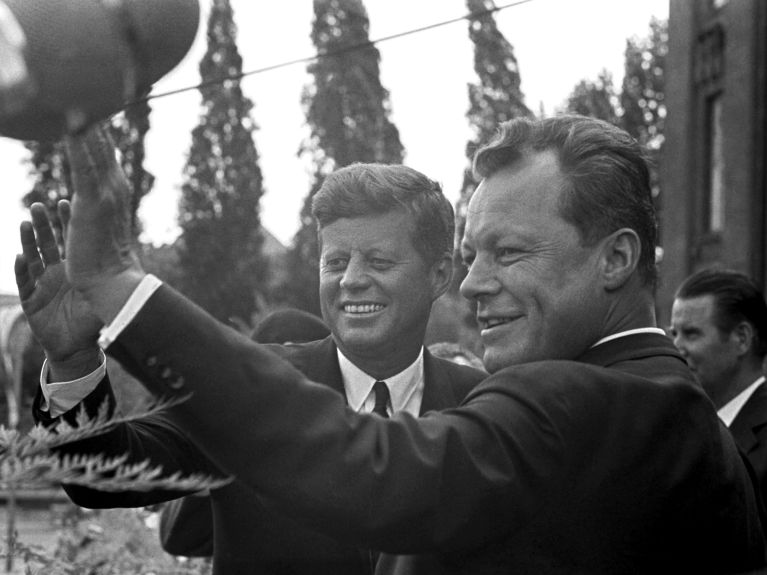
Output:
[453,0,531,291]
[285,0,405,313]
[620,17,666,198]
[111,98,155,236]
[23,140,70,231]
[176,0,266,328]
[565,70,621,125]
[565,18,667,195]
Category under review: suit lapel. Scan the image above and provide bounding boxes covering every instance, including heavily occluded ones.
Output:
[420,349,458,414]
[730,382,767,454]
[577,332,683,368]
[281,336,347,401]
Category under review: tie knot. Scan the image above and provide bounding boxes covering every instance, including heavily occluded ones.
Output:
[372,381,390,417]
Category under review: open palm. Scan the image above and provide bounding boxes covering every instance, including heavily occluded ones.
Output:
[15,202,102,362]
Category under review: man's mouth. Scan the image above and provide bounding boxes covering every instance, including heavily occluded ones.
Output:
[478,316,518,330]
[343,303,385,314]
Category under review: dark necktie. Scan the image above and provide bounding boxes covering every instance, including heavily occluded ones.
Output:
[372,380,390,418]
[370,381,390,569]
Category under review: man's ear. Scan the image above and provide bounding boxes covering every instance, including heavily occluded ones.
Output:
[430,253,454,300]
[731,321,755,357]
[600,228,641,291]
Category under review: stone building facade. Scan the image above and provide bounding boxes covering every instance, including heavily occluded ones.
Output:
[658,0,767,323]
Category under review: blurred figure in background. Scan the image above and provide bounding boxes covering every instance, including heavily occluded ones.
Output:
[671,268,767,500]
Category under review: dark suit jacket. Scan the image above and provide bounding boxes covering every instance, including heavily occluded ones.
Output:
[91,285,765,574]
[35,334,484,575]
[729,380,767,504]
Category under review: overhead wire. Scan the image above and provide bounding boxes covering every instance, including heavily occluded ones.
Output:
[144,0,535,103]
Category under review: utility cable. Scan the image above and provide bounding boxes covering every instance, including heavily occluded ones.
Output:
[144,0,534,103]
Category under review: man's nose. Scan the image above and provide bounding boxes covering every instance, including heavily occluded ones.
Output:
[672,334,687,355]
[340,257,370,290]
[460,256,500,300]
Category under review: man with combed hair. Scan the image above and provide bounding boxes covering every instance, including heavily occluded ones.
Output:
[671,267,767,501]
[21,163,484,574]
[22,116,767,573]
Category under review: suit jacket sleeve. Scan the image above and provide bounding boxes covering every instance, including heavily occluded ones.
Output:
[33,369,221,509]
[159,494,214,557]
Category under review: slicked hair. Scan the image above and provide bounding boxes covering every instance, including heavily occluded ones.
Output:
[473,115,658,286]
[675,268,767,358]
[311,163,454,267]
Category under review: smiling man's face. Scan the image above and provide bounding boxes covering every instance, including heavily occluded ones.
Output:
[460,150,604,373]
[319,210,444,372]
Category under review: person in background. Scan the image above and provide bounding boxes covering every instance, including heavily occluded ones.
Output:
[671,267,767,500]
[21,162,485,574]
[22,116,767,573]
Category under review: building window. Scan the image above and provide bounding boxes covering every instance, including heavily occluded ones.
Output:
[706,95,725,233]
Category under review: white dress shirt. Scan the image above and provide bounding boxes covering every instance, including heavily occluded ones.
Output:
[591,327,667,348]
[337,347,424,417]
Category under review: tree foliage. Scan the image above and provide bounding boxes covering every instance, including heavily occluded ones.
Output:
[565,70,620,125]
[0,398,227,573]
[285,0,405,313]
[176,0,267,328]
[462,0,531,180]
[110,99,155,237]
[565,17,667,196]
[452,0,531,293]
[22,141,71,231]
[620,17,667,154]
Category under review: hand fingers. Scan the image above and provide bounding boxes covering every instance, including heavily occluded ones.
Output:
[14,254,35,302]
[29,203,61,266]
[58,200,71,237]
[19,219,44,281]
[57,199,71,258]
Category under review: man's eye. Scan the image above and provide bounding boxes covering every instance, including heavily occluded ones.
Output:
[677,329,698,341]
[370,258,393,269]
[496,248,518,263]
[324,258,348,270]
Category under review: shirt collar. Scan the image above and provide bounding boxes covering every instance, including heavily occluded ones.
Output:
[718,376,766,427]
[337,347,424,413]
[591,327,667,349]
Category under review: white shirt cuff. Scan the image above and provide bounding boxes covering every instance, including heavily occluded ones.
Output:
[39,349,107,417]
[97,274,163,349]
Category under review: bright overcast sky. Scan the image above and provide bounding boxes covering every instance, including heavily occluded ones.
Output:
[0,0,668,294]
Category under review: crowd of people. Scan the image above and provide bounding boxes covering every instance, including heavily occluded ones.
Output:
[14,114,767,573]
